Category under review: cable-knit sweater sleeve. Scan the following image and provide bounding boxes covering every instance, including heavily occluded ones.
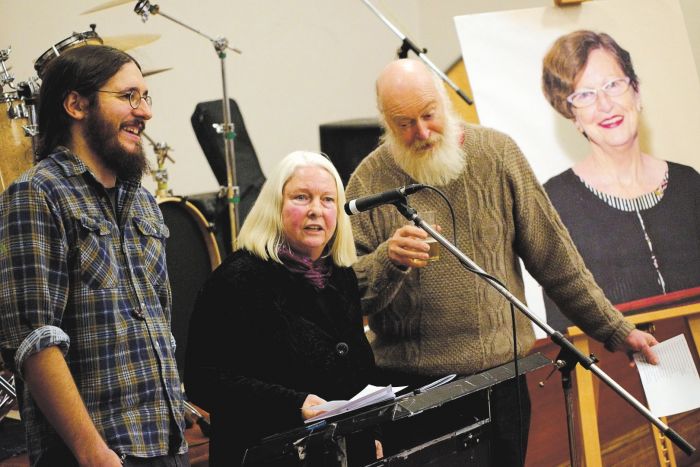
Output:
[346,149,412,316]
[499,134,633,349]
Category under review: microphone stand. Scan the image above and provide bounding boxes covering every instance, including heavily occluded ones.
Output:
[362,0,473,106]
[133,0,242,251]
[391,200,696,459]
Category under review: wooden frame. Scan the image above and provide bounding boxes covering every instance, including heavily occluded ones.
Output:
[567,288,700,466]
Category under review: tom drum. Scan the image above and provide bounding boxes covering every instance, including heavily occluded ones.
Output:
[34,29,103,78]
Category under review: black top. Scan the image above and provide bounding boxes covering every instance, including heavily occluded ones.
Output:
[185,249,376,465]
[543,162,700,330]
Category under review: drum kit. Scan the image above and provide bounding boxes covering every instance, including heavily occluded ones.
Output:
[0,23,168,189]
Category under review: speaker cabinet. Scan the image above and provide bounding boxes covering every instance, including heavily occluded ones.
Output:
[319,118,382,186]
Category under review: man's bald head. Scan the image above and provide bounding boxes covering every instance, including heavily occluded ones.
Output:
[376,59,441,115]
[374,59,466,186]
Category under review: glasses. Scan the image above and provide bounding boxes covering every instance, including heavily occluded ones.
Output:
[566,76,631,109]
[97,89,152,109]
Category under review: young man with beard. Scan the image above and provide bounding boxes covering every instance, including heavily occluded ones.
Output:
[0,46,188,466]
[345,59,658,465]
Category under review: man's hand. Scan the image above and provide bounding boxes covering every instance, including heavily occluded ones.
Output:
[623,329,659,367]
[387,225,431,268]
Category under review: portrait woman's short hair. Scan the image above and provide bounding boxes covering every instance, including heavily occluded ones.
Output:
[542,30,639,119]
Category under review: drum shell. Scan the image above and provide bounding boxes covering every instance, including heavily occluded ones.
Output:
[158,197,221,380]
[0,94,34,192]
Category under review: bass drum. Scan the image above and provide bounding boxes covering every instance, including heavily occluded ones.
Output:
[158,197,221,380]
[0,91,35,192]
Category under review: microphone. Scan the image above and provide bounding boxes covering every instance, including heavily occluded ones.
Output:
[344,184,425,215]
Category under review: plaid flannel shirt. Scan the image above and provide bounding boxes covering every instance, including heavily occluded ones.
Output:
[0,148,187,464]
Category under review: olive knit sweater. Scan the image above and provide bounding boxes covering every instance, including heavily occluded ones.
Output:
[346,123,634,376]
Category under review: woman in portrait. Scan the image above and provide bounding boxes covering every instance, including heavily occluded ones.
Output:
[541,30,700,329]
[185,151,378,465]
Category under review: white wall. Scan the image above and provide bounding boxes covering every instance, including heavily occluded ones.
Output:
[2,0,697,197]
[0,0,421,195]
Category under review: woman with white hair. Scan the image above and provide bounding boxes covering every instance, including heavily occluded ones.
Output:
[185,151,377,466]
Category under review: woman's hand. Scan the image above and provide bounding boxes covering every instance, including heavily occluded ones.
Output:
[375,440,384,459]
[301,394,327,420]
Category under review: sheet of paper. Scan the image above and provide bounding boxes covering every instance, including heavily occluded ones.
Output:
[634,334,700,417]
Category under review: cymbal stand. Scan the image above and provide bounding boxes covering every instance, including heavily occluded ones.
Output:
[362,0,473,105]
[0,47,15,92]
[133,0,242,251]
[142,131,174,199]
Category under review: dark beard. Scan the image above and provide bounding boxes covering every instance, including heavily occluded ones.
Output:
[84,107,149,181]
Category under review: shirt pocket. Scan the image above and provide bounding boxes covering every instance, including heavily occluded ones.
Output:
[132,216,170,287]
[76,215,118,289]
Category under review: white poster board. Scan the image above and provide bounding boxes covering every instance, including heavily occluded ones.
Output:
[454,0,700,337]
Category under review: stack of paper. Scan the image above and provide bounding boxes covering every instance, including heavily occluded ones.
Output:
[304,385,402,423]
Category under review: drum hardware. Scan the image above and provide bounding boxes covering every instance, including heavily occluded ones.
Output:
[143,131,175,199]
[0,47,16,90]
[82,2,244,250]
[83,0,244,251]
[1,48,37,191]
[133,0,242,251]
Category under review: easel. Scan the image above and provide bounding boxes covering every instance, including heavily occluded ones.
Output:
[567,288,700,466]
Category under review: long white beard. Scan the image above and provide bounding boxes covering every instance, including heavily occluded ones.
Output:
[386,112,465,186]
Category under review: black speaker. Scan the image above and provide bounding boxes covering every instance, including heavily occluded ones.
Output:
[191,98,265,226]
[319,118,382,186]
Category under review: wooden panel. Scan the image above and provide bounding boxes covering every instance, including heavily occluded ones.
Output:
[526,317,700,466]
[445,59,480,124]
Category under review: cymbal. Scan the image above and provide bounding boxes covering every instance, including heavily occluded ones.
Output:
[102,34,160,51]
[81,0,135,15]
[142,67,172,77]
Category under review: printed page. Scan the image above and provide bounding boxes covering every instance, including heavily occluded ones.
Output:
[634,334,700,417]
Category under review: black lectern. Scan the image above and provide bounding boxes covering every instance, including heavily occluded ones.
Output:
[242,353,550,466]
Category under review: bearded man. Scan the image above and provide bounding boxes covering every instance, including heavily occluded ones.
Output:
[0,45,188,467]
[346,59,657,465]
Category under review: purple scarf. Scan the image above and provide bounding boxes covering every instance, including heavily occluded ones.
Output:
[277,245,332,290]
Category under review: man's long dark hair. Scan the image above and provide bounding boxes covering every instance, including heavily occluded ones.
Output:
[36,45,140,160]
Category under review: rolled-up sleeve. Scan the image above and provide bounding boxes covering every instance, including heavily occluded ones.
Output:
[0,179,70,375]
[15,326,70,377]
